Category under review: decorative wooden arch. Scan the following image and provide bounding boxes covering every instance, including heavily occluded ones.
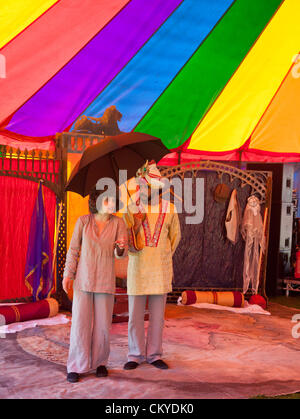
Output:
[160,160,270,204]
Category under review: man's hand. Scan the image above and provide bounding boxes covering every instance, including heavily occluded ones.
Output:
[133,212,146,233]
[62,277,73,294]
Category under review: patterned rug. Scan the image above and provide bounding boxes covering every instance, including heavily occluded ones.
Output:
[1,303,300,399]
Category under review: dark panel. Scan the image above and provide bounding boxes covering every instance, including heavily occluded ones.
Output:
[172,171,252,289]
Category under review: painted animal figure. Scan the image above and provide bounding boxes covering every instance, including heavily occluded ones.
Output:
[73,106,123,136]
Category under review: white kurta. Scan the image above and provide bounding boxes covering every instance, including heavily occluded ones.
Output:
[124,201,181,296]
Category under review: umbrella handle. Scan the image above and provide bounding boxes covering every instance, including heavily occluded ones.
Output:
[125,182,135,206]
[110,153,119,182]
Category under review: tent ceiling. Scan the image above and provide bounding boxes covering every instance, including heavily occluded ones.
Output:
[0,0,299,161]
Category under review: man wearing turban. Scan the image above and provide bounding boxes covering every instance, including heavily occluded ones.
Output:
[123,160,181,370]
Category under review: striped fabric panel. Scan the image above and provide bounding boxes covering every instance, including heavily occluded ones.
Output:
[0,0,130,126]
[5,0,182,137]
[135,0,283,149]
[72,0,235,135]
[189,0,300,153]
[0,0,58,48]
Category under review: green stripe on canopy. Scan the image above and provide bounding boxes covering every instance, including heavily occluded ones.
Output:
[134,0,283,149]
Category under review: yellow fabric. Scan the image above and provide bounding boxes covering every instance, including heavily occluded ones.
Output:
[189,0,300,152]
[66,155,88,301]
[66,156,89,250]
[0,0,58,48]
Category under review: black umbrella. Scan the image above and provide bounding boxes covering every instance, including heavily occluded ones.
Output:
[65,132,169,197]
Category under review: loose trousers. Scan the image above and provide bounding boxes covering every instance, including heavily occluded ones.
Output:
[67,289,114,374]
[127,294,167,364]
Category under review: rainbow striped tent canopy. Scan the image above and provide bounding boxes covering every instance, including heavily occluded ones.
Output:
[0,0,300,162]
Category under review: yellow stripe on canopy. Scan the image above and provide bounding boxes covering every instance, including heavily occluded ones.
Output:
[189,0,300,153]
[249,59,300,154]
[0,0,58,49]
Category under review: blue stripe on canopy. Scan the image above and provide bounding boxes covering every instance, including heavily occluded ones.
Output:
[72,0,235,133]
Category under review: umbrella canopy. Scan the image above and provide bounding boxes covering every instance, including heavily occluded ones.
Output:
[65,132,168,197]
[1,0,300,162]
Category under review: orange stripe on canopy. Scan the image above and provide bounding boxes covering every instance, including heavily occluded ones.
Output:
[248,57,300,155]
[0,0,58,48]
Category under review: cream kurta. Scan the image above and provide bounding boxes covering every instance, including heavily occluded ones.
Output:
[124,201,181,295]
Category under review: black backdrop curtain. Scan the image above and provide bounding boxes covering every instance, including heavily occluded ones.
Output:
[172,170,254,289]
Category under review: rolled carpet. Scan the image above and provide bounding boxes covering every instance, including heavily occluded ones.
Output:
[181,291,244,307]
[0,298,59,325]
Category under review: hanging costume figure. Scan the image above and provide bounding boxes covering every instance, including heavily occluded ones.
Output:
[225,189,240,245]
[241,195,265,294]
[63,187,128,383]
[123,160,181,370]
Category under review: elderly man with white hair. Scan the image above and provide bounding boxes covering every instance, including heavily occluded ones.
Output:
[123,160,181,370]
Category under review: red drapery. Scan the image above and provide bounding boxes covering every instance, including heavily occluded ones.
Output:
[0,175,56,300]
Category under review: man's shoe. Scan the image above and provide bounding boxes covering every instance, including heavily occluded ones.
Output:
[150,359,169,370]
[96,365,108,377]
[67,372,79,383]
[123,361,139,370]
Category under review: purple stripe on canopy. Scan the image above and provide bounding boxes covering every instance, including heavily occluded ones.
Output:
[6,0,182,137]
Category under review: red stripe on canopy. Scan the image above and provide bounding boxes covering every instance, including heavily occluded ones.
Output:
[0,131,55,151]
[0,0,129,126]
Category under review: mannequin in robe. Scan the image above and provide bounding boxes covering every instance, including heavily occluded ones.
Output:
[241,195,265,294]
